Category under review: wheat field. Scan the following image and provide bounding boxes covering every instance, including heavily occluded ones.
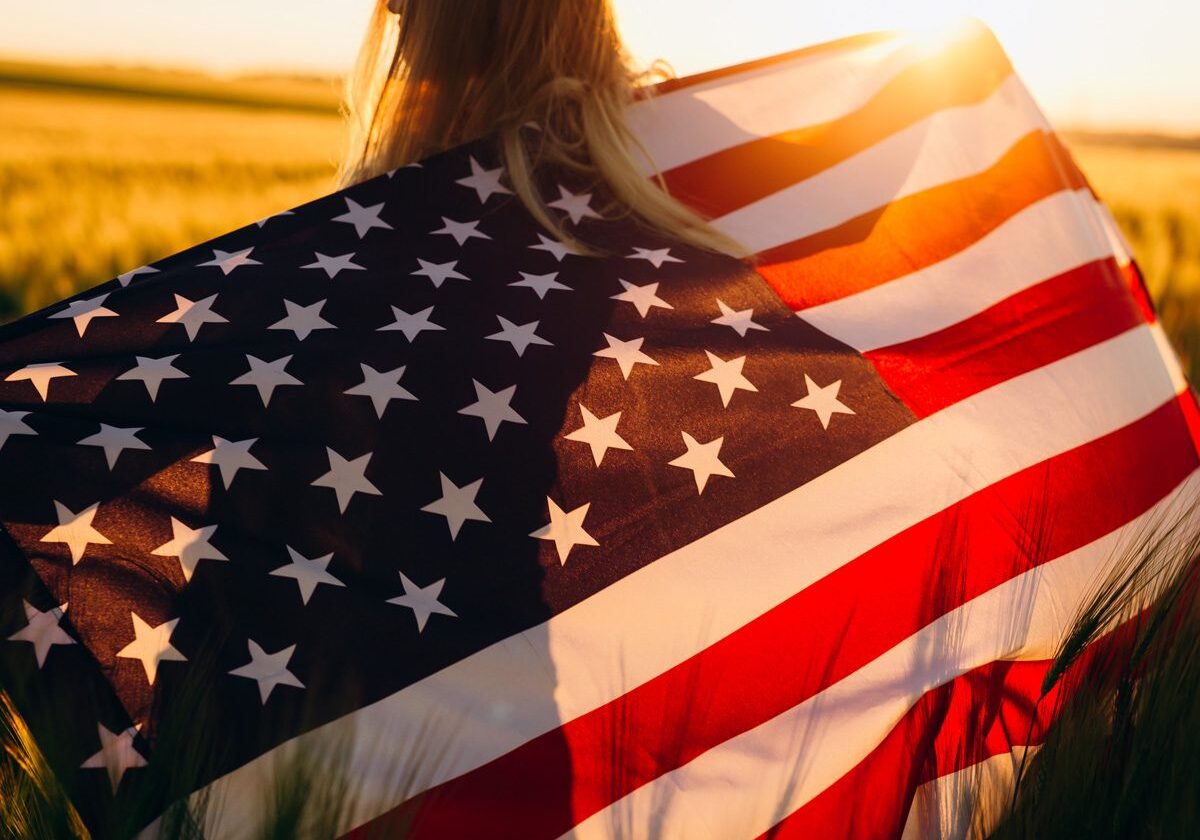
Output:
[1077,142,1200,289]
[0,65,344,317]
[1069,140,1200,381]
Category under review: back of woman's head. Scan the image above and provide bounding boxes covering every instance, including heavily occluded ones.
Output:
[340,0,744,256]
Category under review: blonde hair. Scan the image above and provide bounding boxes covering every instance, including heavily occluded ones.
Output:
[339,0,745,257]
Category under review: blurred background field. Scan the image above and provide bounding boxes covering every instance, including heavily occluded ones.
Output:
[0,62,343,318]
[1069,136,1200,382]
[0,59,1196,381]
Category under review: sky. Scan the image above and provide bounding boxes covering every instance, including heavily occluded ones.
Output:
[0,0,1197,134]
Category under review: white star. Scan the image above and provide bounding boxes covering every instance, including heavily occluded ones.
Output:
[270,547,344,605]
[77,423,150,469]
[530,498,598,564]
[311,447,382,513]
[529,233,581,262]
[668,432,734,493]
[611,279,673,318]
[693,351,758,407]
[456,156,511,203]
[0,408,36,451]
[458,380,526,441]
[157,293,228,341]
[509,271,570,299]
[269,299,336,341]
[116,613,186,685]
[388,573,457,633]
[548,185,601,224]
[432,216,491,245]
[333,197,392,239]
[151,517,228,582]
[81,724,146,792]
[229,639,305,704]
[7,601,73,668]
[40,501,111,565]
[791,374,855,429]
[255,209,294,227]
[711,299,768,337]
[593,333,660,379]
[627,247,683,268]
[115,354,188,401]
[564,405,633,467]
[116,265,159,286]
[49,293,118,337]
[229,354,302,407]
[302,252,366,279]
[5,362,75,401]
[344,363,416,417]
[199,247,261,276]
[486,315,553,357]
[378,305,445,342]
[190,436,267,489]
[412,259,469,288]
[421,473,490,540]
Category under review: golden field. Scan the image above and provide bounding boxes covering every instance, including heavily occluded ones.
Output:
[0,64,344,317]
[1068,138,1200,380]
[1070,137,1200,296]
[0,60,1196,377]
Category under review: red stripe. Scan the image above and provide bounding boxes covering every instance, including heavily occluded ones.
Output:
[752,130,1089,310]
[345,396,1198,840]
[1180,386,1200,461]
[760,659,1056,840]
[1124,260,1158,325]
[657,24,1012,219]
[758,617,1144,840]
[866,258,1147,417]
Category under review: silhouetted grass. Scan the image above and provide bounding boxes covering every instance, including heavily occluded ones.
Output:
[3,500,1198,838]
[0,690,88,839]
[992,503,1200,839]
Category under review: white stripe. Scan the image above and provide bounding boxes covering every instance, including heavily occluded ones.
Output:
[799,189,1116,352]
[1096,201,1134,269]
[1151,321,1192,398]
[899,746,1040,840]
[191,325,1182,838]
[568,468,1200,839]
[627,32,912,173]
[711,73,1050,254]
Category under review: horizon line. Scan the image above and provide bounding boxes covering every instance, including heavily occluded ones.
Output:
[2,49,1198,140]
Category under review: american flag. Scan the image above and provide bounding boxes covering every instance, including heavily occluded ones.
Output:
[0,20,1197,839]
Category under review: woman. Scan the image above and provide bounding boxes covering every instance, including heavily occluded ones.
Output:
[340,0,744,257]
[0,3,1195,839]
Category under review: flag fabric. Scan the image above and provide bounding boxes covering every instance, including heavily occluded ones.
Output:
[0,19,1198,839]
